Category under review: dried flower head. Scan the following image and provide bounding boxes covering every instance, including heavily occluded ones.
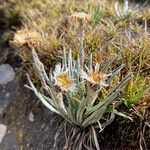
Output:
[70,12,91,24]
[81,63,111,87]
[9,29,41,47]
[53,64,76,92]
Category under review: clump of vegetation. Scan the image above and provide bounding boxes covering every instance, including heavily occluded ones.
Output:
[123,78,149,109]
[1,0,149,149]
[26,47,132,149]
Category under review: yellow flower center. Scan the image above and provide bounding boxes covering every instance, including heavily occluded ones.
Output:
[57,73,72,88]
[89,72,106,84]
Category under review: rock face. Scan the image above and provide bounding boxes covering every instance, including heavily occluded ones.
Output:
[0,81,65,150]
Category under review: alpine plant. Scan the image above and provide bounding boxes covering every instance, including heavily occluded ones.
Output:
[26,47,132,150]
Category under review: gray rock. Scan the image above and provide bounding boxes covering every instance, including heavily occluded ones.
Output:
[0,124,7,143]
[0,64,15,85]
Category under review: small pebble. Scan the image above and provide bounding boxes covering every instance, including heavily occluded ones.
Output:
[17,122,21,125]
[28,112,34,122]
[14,68,18,71]
[0,124,7,143]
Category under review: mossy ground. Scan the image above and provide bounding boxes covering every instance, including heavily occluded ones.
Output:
[0,0,149,149]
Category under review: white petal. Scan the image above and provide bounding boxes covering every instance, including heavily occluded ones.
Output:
[89,53,93,72]
[68,84,77,92]
[85,65,90,73]
[95,63,100,73]
[53,64,62,77]
[64,68,69,73]
[103,73,112,77]
[100,83,109,87]
[81,70,90,80]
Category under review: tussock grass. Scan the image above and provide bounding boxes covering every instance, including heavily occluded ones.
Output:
[1,0,149,149]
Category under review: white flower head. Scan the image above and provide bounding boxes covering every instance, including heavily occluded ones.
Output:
[53,64,76,92]
[81,63,111,87]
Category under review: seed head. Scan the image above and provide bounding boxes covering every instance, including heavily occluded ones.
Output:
[9,29,41,48]
[70,12,91,24]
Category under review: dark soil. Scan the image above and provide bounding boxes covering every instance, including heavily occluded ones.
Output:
[99,114,150,150]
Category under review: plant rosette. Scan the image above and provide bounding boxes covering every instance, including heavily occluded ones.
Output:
[25,48,132,150]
